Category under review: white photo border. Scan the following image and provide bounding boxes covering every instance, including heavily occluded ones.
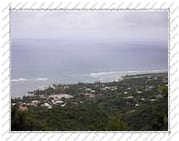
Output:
[0,1,178,141]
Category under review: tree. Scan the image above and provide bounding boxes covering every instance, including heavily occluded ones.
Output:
[106,117,129,131]
[158,85,168,98]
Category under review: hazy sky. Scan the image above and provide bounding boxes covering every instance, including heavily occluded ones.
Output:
[11,10,168,46]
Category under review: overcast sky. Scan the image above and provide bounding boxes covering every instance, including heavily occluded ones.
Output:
[11,10,168,46]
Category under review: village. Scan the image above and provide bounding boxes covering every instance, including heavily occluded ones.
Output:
[12,72,168,112]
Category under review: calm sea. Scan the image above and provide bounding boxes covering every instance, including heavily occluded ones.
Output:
[11,39,168,97]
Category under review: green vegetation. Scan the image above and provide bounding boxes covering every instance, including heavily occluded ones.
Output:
[11,72,168,131]
[158,85,168,98]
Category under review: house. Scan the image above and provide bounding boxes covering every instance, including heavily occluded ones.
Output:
[54,100,64,104]
[126,96,134,99]
[148,86,154,89]
[137,90,142,94]
[32,100,40,104]
[101,87,111,91]
[27,103,37,107]
[150,99,156,102]
[49,94,73,100]
[135,104,139,107]
[64,85,69,89]
[18,104,27,111]
[42,103,52,109]
[141,98,145,101]
[61,103,66,107]
[85,93,95,98]
[12,103,16,106]
[85,88,92,91]
[110,86,117,91]
[91,90,96,93]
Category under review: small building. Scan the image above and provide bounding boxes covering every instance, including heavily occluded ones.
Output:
[110,86,117,90]
[148,86,154,89]
[141,98,145,101]
[12,103,16,106]
[27,103,37,107]
[126,96,134,99]
[54,100,64,104]
[18,104,27,111]
[61,103,66,107]
[145,88,149,91]
[135,104,139,107]
[64,85,69,89]
[49,94,73,100]
[137,90,142,94]
[85,93,95,98]
[150,99,156,102]
[91,90,96,93]
[154,77,158,80]
[85,88,92,91]
[42,103,52,109]
[32,100,40,104]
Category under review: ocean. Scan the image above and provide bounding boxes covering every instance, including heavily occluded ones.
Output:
[11,39,168,98]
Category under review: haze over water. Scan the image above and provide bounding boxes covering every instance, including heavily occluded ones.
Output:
[11,11,168,97]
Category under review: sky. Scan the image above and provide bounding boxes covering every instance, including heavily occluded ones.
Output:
[11,10,168,46]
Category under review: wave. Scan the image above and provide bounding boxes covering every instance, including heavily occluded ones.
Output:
[88,69,167,82]
[126,69,167,74]
[89,71,123,82]
[11,77,48,82]
[89,71,119,77]
[90,69,167,76]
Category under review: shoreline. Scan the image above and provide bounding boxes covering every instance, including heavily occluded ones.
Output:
[11,71,168,99]
[11,69,168,83]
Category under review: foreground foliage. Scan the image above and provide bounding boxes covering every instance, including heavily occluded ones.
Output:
[12,92,168,131]
[11,73,168,131]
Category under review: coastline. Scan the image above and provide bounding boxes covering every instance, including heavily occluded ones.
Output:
[11,70,168,98]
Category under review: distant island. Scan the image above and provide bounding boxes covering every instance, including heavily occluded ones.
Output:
[11,72,168,131]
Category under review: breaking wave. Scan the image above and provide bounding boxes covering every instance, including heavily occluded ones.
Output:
[11,77,48,82]
[88,69,167,82]
[89,71,123,82]
[89,71,119,77]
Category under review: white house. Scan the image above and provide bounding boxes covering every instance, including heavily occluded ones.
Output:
[42,103,52,109]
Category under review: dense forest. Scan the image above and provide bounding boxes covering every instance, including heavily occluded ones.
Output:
[11,73,168,131]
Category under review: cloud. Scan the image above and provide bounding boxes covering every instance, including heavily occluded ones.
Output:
[11,10,168,45]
